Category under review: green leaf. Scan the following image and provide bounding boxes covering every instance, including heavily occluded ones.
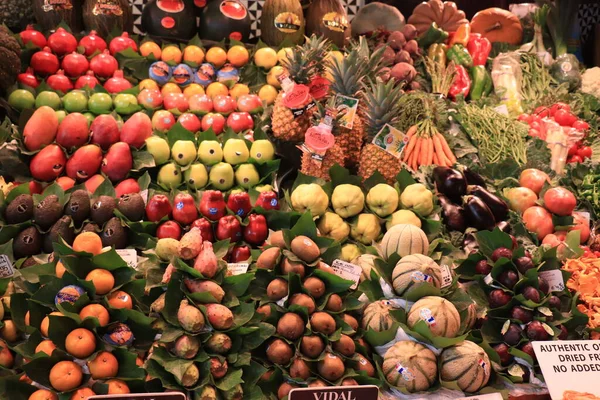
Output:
[93,178,116,198]
[215,367,244,391]
[475,228,513,258]
[133,150,156,171]
[168,123,197,147]
[290,212,319,240]
[396,169,417,191]
[222,273,254,297]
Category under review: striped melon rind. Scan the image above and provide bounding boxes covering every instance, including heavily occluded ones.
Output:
[357,254,378,282]
[382,340,438,392]
[391,254,442,297]
[440,340,491,392]
[407,296,461,338]
[381,224,429,260]
[361,301,394,332]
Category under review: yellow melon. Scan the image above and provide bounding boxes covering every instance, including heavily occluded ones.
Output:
[382,340,438,392]
[381,224,429,260]
[361,301,394,332]
[407,296,460,338]
[440,340,491,392]
[391,254,442,298]
[356,254,378,282]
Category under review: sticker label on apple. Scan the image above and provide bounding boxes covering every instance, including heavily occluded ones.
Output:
[227,263,249,275]
[331,259,361,290]
[116,249,138,270]
[0,256,14,278]
[440,264,453,288]
[538,270,565,292]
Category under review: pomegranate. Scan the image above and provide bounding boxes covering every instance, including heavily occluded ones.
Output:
[18,68,40,88]
[47,27,77,56]
[20,25,46,48]
[62,52,90,78]
[104,70,133,94]
[90,50,119,78]
[30,47,60,76]
[79,30,107,57]
[47,70,73,93]
[109,32,138,55]
[75,71,100,89]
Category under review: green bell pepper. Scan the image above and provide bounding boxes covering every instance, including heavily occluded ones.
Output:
[417,22,449,49]
[446,44,473,68]
[427,43,447,66]
[469,65,493,100]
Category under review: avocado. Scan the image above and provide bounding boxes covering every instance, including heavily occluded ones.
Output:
[13,226,42,259]
[101,217,128,249]
[43,215,75,253]
[81,222,100,233]
[117,193,145,221]
[65,189,90,226]
[91,195,116,225]
[33,195,62,230]
[5,194,33,224]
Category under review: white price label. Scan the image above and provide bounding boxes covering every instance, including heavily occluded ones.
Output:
[483,273,494,285]
[227,263,249,275]
[331,259,362,290]
[458,393,503,400]
[440,264,453,288]
[0,255,14,278]
[140,189,149,205]
[539,270,565,292]
[116,249,138,270]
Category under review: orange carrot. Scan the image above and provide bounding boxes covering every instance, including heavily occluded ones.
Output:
[437,133,456,164]
[432,151,439,165]
[402,135,418,162]
[432,134,445,165]
[412,137,422,170]
[426,137,434,165]
[406,125,418,140]
[418,137,428,167]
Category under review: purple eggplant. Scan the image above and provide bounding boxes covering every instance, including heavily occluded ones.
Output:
[433,167,467,202]
[438,194,466,232]
[496,221,511,233]
[467,185,509,221]
[462,167,487,188]
[463,195,496,231]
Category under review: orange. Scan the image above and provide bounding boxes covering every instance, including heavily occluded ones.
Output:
[70,388,95,400]
[35,339,57,356]
[183,83,205,99]
[55,261,66,278]
[1,320,18,342]
[206,47,227,68]
[227,45,249,67]
[40,312,62,337]
[267,65,285,88]
[161,45,183,64]
[0,340,14,368]
[107,379,130,394]
[254,47,278,69]
[49,361,83,392]
[85,269,115,295]
[229,83,249,100]
[79,303,110,327]
[183,45,205,65]
[139,79,160,91]
[28,389,57,400]
[107,291,133,310]
[25,311,30,326]
[72,232,103,255]
[206,82,229,98]
[161,82,182,97]
[65,328,96,359]
[87,351,119,379]
[140,41,162,59]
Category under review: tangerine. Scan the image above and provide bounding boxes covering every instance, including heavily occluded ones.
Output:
[85,269,115,295]
[87,351,119,379]
[79,303,110,327]
[40,312,62,337]
[1,320,19,342]
[227,45,249,68]
[35,339,57,356]
[107,379,130,394]
[49,361,83,392]
[139,79,160,91]
[206,82,229,98]
[25,311,30,326]
[65,328,96,359]
[183,83,205,99]
[55,261,66,278]
[258,85,278,105]
[28,389,58,400]
[183,45,205,65]
[229,83,250,99]
[72,232,103,255]
[107,291,133,310]
[161,82,182,97]
[0,340,14,368]
[206,47,227,68]
[254,47,278,69]
[161,46,183,64]
[140,41,162,59]
[267,66,285,88]
[69,388,95,400]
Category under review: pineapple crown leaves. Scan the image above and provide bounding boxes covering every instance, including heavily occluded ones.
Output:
[311,97,346,136]
[362,78,404,138]
[281,35,331,84]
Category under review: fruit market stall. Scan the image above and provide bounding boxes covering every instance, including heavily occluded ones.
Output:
[0,0,599,399]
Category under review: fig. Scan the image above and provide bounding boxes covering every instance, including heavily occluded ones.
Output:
[267,278,288,300]
[493,343,513,365]
[210,357,228,379]
[318,353,345,381]
[525,321,549,341]
[310,312,336,335]
[182,363,200,387]
[522,286,541,303]
[488,289,511,308]
[308,379,328,387]
[538,277,549,294]
[257,304,272,319]
[355,354,375,377]
[342,378,358,386]
[475,259,491,275]
[301,335,325,358]
[498,270,518,289]
[304,277,325,298]
[325,294,343,312]
[515,257,535,274]
[205,333,232,354]
[332,334,355,357]
[278,383,295,400]
[510,306,533,323]
[173,335,200,359]
[290,358,311,380]
[289,293,316,314]
[491,247,513,262]
[266,339,293,365]
[276,313,305,340]
[503,323,522,345]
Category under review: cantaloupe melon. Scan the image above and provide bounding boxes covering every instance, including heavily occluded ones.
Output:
[407,296,460,338]
[392,255,442,298]
[460,302,477,332]
[381,224,429,260]
[440,340,491,392]
[357,254,378,282]
[382,340,437,392]
[361,301,394,332]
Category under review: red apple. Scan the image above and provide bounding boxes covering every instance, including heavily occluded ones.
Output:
[178,113,202,132]
[146,194,172,222]
[213,95,236,114]
[152,110,176,133]
[236,94,262,113]
[157,220,182,240]
[164,93,189,113]
[138,89,163,110]
[506,187,537,213]
[519,169,549,195]
[189,94,213,115]
[227,112,254,133]
[202,113,226,134]
[523,206,554,240]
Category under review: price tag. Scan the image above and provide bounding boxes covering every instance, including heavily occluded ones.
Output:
[116,249,138,270]
[0,255,14,278]
[289,385,378,400]
[331,259,361,290]
[538,270,565,292]
[458,393,503,400]
[90,392,186,400]
[484,273,494,286]
[335,94,359,129]
[140,189,149,205]
[372,124,407,159]
[440,264,453,288]
[227,263,249,276]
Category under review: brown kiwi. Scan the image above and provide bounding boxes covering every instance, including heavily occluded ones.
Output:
[277,382,295,400]
[341,378,358,386]
[257,304,272,319]
[276,312,305,340]
[266,278,288,300]
[310,312,337,335]
[325,294,343,312]
[318,353,345,381]
[280,257,305,278]
[342,313,359,331]
[332,334,355,357]
[268,230,286,248]
[289,293,316,314]
[290,358,311,380]
[256,247,281,269]
[317,261,335,274]
[356,354,375,377]
[300,335,325,358]
[266,339,293,365]
[308,379,328,387]
[303,276,325,298]
[291,235,320,262]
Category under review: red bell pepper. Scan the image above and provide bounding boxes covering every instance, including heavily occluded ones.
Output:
[229,244,251,262]
[227,192,253,217]
[191,218,214,242]
[244,214,268,245]
[216,215,243,242]
[448,65,471,101]
[467,33,491,66]
[255,190,280,210]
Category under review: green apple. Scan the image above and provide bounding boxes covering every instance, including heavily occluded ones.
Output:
[83,112,95,126]
[113,93,139,115]
[62,90,88,113]
[88,92,113,114]
[234,163,259,189]
[184,163,208,189]
[198,140,223,165]
[145,136,171,165]
[158,162,182,189]
[55,110,67,124]
[223,139,249,165]
[171,140,197,165]
[35,91,62,110]
[250,139,275,163]
[209,162,234,190]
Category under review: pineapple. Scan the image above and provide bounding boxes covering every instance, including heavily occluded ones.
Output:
[271,35,330,143]
[358,79,404,184]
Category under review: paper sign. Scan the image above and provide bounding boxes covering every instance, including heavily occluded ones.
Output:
[538,270,565,292]
[289,385,378,400]
[90,393,186,400]
[335,94,359,129]
[116,249,138,270]
[440,264,453,288]
[458,393,503,400]
[532,340,600,400]
[372,124,407,159]
[0,255,14,278]
[227,263,249,275]
[331,259,361,290]
[140,189,149,205]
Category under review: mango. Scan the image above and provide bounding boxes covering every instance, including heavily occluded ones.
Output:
[101,142,132,182]
[90,115,121,150]
[66,144,103,181]
[120,112,152,148]
[23,106,58,151]
[56,113,89,149]
[29,144,66,181]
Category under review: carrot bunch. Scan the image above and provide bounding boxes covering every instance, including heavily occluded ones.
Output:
[402,119,457,171]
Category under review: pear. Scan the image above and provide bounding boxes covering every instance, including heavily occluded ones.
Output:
[171,140,197,165]
[255,184,274,193]
[235,164,260,189]
[198,140,223,165]
[158,162,182,189]
[185,163,208,189]
[209,162,234,190]
[223,139,249,165]
[250,139,275,163]
[145,136,170,165]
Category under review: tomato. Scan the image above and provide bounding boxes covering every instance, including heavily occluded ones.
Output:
[554,109,577,126]
[568,143,579,157]
[571,213,590,243]
[529,121,540,131]
[569,155,583,163]
[543,187,577,216]
[550,102,570,116]
[517,113,530,122]
[522,206,554,239]
[572,120,590,131]
[519,169,550,195]
[529,128,539,137]
[578,146,592,159]
[534,106,551,118]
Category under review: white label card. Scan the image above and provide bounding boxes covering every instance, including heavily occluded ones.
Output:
[0,255,14,278]
[227,263,249,275]
[116,249,138,270]
[538,270,565,292]
[457,393,503,400]
[440,264,453,288]
[140,189,149,205]
[331,259,361,290]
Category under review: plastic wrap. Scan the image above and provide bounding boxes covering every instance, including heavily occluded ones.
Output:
[541,118,585,174]
[492,53,524,115]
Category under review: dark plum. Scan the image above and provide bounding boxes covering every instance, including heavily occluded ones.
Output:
[522,286,541,303]
[548,295,561,309]
[520,342,536,361]
[493,343,513,365]
[498,270,519,289]
[503,323,523,345]
[491,247,513,262]
[489,289,512,308]
[515,257,535,274]
[510,306,533,323]
[538,277,549,294]
[475,259,492,275]
[525,321,549,341]
[557,324,568,340]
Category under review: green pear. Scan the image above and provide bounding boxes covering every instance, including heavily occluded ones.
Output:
[235,163,260,189]
[158,162,182,189]
[145,136,171,165]
[209,162,234,190]
[250,139,275,163]
[198,140,223,165]
[223,139,249,165]
[171,140,197,165]
[184,163,208,189]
